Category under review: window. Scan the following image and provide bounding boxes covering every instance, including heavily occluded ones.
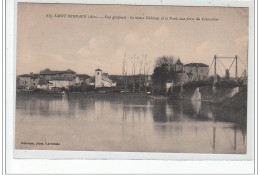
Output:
[97,72,99,75]
[24,81,26,84]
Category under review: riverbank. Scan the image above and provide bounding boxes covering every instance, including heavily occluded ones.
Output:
[16,91,156,99]
[68,92,154,99]
[211,87,247,129]
[16,91,62,98]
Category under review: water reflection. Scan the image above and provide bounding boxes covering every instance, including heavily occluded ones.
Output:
[16,95,246,153]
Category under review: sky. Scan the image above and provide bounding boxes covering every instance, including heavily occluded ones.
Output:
[16,3,249,77]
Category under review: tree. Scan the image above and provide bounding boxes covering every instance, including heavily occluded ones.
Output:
[155,56,175,69]
[152,63,170,91]
[152,56,176,83]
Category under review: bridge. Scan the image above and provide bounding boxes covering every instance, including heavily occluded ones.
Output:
[169,55,248,101]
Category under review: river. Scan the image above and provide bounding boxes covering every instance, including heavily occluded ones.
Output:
[15,94,246,154]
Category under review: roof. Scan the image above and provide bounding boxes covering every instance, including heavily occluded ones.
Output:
[51,77,74,81]
[102,76,113,83]
[65,69,76,73]
[102,73,109,77]
[19,74,39,79]
[76,74,91,79]
[40,68,76,75]
[95,68,102,71]
[175,59,183,65]
[184,63,209,67]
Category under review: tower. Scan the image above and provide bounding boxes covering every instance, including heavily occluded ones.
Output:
[95,68,102,88]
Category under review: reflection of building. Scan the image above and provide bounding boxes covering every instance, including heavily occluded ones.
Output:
[18,73,39,90]
[184,63,209,81]
[95,68,117,88]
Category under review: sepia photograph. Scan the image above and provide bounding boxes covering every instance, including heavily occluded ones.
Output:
[15,3,249,154]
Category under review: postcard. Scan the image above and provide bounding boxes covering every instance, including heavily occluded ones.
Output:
[14,2,252,158]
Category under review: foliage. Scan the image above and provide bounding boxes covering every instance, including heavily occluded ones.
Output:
[152,63,170,86]
[152,56,177,93]
[155,56,175,69]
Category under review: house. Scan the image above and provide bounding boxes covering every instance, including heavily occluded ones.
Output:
[18,72,39,90]
[184,63,209,81]
[95,68,117,88]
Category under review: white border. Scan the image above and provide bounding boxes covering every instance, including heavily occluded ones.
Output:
[5,0,256,174]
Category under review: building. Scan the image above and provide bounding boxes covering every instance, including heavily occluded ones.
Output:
[95,68,117,88]
[171,59,189,85]
[173,59,184,72]
[18,72,39,90]
[184,63,209,81]
[39,68,76,80]
[165,60,209,92]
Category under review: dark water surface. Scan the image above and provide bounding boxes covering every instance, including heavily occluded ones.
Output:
[15,95,246,153]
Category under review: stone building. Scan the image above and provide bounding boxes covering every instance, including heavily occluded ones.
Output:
[184,63,209,81]
[173,59,184,72]
[18,72,39,90]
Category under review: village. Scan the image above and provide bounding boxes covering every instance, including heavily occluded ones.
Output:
[16,58,210,92]
[16,55,247,97]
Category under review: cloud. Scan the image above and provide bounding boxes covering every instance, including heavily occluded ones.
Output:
[154,26,170,39]
[195,41,209,56]
[76,36,116,58]
[235,35,248,50]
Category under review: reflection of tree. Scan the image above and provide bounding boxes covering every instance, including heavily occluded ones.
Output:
[152,100,168,122]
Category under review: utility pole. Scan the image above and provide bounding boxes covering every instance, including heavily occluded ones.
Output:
[214,55,217,84]
[143,54,147,93]
[131,55,137,93]
[122,53,128,92]
[235,55,238,79]
[122,54,125,91]
[138,57,143,93]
